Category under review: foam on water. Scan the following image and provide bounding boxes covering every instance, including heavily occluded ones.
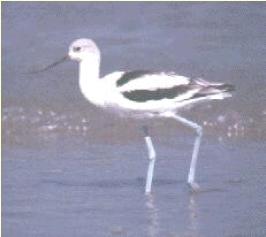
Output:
[3,104,265,147]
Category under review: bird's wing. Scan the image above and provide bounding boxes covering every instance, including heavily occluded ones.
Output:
[116,71,235,103]
[116,70,201,103]
[117,70,191,92]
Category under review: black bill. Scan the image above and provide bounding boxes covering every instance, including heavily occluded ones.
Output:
[29,55,69,74]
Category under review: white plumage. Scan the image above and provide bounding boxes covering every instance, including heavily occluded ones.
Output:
[68,38,234,118]
[118,73,189,91]
[49,38,235,194]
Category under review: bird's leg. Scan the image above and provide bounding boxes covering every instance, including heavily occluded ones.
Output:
[164,113,202,191]
[142,126,157,194]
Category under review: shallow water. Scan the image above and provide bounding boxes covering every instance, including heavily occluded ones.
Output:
[3,137,266,237]
[2,2,266,237]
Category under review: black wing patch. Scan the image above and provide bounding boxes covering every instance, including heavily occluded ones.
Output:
[116,70,152,87]
[122,85,192,102]
[121,75,235,103]
[186,83,235,100]
[213,84,235,92]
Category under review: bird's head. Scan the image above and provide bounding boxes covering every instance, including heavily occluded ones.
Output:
[28,38,100,74]
[68,38,100,62]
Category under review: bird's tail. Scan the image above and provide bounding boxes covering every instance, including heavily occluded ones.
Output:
[192,78,235,100]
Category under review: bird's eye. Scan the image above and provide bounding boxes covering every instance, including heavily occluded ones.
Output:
[73,46,81,52]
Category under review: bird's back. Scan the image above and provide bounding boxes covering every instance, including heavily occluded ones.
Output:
[101,70,234,117]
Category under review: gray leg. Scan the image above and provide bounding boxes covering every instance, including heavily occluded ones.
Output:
[142,126,156,194]
[163,113,202,191]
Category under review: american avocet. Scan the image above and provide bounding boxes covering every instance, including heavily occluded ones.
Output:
[40,38,235,194]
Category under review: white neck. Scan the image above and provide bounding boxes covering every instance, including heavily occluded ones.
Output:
[79,56,105,107]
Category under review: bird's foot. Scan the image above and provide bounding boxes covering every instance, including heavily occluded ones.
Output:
[188,181,200,192]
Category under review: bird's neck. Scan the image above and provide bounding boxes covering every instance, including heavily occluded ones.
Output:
[79,57,105,107]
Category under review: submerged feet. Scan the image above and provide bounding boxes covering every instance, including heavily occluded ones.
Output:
[188,181,201,192]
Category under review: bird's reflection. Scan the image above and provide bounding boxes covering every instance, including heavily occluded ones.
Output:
[145,194,160,237]
[145,191,200,237]
[186,193,199,237]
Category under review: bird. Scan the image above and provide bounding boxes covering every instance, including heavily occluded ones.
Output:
[38,38,235,194]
